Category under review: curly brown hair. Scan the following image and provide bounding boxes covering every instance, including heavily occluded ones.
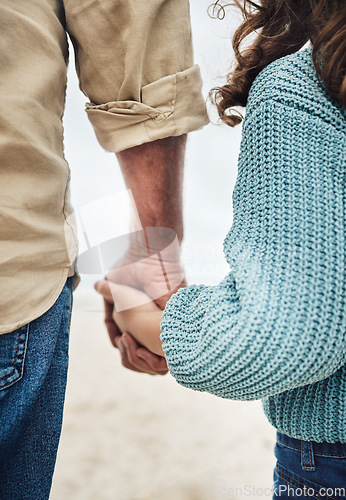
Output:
[210,0,346,126]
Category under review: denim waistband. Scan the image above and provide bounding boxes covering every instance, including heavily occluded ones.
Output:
[277,432,346,458]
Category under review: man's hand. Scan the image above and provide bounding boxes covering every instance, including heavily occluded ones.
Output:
[99,135,187,375]
[97,228,186,375]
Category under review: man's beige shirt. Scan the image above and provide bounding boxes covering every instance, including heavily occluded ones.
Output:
[0,0,208,333]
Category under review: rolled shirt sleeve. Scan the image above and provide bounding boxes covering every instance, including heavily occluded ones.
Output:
[63,0,209,152]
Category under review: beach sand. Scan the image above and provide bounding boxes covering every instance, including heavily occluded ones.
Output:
[50,289,276,500]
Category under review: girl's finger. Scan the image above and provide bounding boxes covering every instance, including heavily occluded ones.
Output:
[96,280,158,312]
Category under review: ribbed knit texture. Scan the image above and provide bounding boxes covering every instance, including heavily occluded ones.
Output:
[160,49,346,443]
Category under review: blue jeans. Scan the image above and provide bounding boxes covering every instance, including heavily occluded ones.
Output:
[273,432,346,499]
[0,278,73,500]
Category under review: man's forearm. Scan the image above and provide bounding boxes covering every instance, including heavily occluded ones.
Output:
[116,135,186,243]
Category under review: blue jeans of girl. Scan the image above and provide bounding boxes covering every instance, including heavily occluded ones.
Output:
[274,431,346,499]
[0,278,73,500]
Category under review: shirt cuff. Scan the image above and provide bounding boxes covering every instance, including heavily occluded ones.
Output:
[85,65,209,153]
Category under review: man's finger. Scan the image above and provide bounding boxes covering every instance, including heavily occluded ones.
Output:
[103,299,121,348]
[117,338,143,373]
[114,335,159,375]
[136,347,168,374]
[94,279,114,303]
[153,280,187,310]
[121,333,152,371]
[121,333,160,375]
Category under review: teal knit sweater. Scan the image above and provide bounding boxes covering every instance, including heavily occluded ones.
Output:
[160,48,346,444]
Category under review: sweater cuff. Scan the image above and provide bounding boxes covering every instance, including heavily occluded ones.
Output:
[160,284,213,385]
[85,65,209,153]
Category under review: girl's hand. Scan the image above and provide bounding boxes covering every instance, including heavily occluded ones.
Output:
[95,280,164,356]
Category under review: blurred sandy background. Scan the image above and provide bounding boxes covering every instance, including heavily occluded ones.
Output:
[50,2,277,498]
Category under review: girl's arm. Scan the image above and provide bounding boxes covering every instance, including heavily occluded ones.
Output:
[160,97,345,401]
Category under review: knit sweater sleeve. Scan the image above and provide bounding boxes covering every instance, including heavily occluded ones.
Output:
[160,99,346,401]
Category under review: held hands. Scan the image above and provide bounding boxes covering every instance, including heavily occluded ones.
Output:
[94,281,164,356]
[94,228,186,375]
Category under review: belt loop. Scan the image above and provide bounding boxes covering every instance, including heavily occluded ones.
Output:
[301,440,316,471]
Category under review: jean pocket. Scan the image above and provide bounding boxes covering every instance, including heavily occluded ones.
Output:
[0,325,29,392]
[275,463,346,500]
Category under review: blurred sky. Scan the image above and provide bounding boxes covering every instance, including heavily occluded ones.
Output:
[63,0,243,290]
